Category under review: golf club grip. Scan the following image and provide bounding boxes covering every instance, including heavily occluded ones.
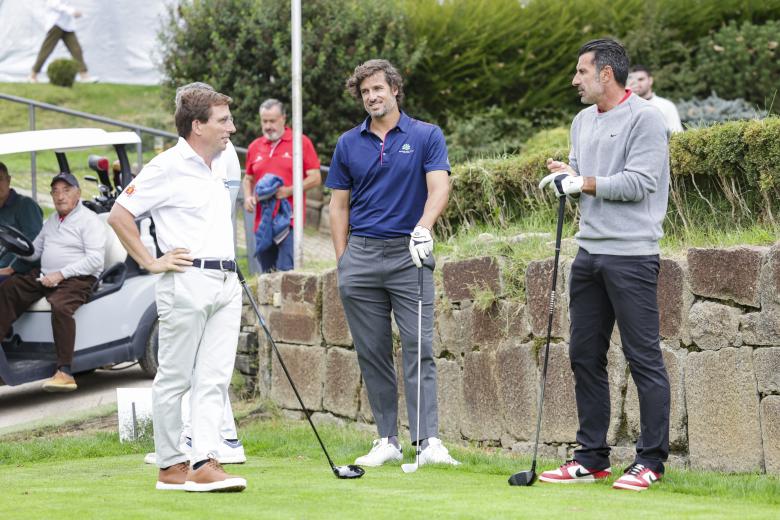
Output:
[235,267,337,469]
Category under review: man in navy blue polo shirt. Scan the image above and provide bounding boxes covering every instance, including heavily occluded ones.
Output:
[326,59,459,468]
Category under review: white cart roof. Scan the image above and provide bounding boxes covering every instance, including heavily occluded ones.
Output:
[0,128,141,155]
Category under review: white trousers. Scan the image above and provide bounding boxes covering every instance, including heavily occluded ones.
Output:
[181,389,237,440]
[153,268,241,467]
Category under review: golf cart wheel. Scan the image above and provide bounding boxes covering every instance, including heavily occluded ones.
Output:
[139,319,159,378]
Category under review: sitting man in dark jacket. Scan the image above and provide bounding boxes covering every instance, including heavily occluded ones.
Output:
[0,162,44,283]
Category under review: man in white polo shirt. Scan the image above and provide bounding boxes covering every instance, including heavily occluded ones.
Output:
[108,83,246,493]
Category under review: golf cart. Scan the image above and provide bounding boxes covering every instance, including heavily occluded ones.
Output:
[0,128,160,387]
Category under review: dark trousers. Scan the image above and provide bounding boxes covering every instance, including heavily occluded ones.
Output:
[256,230,294,273]
[569,249,670,474]
[338,235,438,442]
[0,270,95,367]
[32,26,87,73]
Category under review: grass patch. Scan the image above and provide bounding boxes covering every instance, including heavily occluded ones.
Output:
[0,414,777,520]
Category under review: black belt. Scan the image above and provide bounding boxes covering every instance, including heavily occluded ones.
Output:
[191,259,237,272]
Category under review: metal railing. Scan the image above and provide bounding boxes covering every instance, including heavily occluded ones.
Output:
[0,92,248,200]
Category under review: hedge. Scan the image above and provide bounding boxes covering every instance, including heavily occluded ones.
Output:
[441,117,780,237]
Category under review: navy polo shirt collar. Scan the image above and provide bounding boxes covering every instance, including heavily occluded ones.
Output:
[359,111,410,135]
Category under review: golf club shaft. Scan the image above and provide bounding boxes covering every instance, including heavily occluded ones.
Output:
[236,267,337,471]
[529,196,566,473]
[414,267,423,461]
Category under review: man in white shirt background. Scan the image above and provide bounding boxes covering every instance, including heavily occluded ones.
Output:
[30,0,97,83]
[627,64,683,134]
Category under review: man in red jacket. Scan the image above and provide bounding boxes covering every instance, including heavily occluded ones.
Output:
[241,99,321,272]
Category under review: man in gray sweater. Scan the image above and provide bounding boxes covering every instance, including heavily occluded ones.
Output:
[536,38,671,492]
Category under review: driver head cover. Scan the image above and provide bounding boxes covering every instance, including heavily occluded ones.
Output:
[50,172,80,189]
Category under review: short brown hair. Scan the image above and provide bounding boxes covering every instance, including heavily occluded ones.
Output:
[346,59,404,105]
[174,86,232,138]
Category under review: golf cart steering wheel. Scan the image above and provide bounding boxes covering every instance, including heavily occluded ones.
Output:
[0,224,34,256]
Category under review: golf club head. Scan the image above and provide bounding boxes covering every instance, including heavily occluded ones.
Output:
[508,470,537,486]
[333,464,365,479]
[401,462,419,474]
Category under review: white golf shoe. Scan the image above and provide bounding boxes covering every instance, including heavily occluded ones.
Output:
[418,437,460,466]
[354,438,403,467]
[144,437,246,465]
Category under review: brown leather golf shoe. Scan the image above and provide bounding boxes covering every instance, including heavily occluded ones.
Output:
[156,462,189,491]
[41,371,77,392]
[184,458,246,492]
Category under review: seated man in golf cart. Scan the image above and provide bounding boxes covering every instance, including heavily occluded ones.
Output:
[0,172,105,392]
[0,161,43,283]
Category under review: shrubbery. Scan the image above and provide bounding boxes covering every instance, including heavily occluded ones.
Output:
[159,0,422,157]
[677,94,767,127]
[441,118,780,237]
[159,0,780,157]
[47,59,79,87]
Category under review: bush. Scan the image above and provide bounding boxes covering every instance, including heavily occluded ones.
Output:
[47,59,79,87]
[677,93,767,127]
[444,107,534,163]
[159,0,423,156]
[693,20,780,112]
[442,117,780,237]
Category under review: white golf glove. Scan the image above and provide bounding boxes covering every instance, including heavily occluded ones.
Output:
[409,225,433,268]
[539,172,583,199]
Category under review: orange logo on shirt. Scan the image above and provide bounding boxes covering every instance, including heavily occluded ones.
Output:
[125,185,136,196]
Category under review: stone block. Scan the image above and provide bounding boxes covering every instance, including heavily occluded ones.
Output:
[436,358,463,437]
[236,331,257,355]
[268,308,321,345]
[311,412,345,427]
[281,272,320,307]
[689,301,741,350]
[241,304,257,328]
[754,347,780,395]
[256,272,283,306]
[435,306,473,358]
[538,343,579,444]
[471,302,505,347]
[270,344,326,411]
[503,301,530,342]
[625,345,687,449]
[234,353,258,376]
[657,258,691,340]
[741,306,780,346]
[685,348,763,472]
[461,351,502,441]
[760,243,780,307]
[321,269,352,347]
[495,340,537,441]
[761,396,780,475]
[510,441,559,460]
[323,348,361,418]
[688,246,768,308]
[525,258,567,339]
[441,256,503,303]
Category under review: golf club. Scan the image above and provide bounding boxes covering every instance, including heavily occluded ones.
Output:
[236,267,365,480]
[401,267,424,474]
[508,194,566,487]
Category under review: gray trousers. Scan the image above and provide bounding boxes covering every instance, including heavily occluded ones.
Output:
[338,235,438,443]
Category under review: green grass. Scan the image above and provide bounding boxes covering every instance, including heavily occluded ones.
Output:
[0,414,778,520]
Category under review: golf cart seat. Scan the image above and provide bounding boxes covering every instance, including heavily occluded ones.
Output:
[25,214,128,312]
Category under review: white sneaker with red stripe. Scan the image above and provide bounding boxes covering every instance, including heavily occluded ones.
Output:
[539,460,611,484]
[612,463,661,491]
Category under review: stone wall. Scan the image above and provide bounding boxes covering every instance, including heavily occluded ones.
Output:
[234,243,780,474]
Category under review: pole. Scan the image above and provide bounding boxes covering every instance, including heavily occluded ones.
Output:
[29,104,37,202]
[291,0,304,269]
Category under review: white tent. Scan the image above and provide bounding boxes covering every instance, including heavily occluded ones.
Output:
[0,0,173,85]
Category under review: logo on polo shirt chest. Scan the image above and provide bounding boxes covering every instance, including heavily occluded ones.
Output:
[399,143,414,154]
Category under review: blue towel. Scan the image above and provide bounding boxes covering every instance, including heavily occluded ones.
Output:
[254,174,292,255]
